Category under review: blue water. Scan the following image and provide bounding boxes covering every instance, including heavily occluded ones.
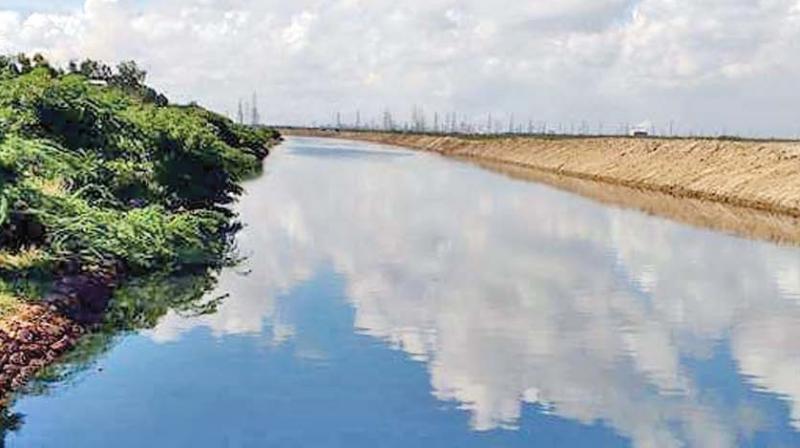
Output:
[5,137,800,447]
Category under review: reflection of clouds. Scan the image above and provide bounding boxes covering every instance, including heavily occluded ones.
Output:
[151,137,800,446]
[733,316,800,431]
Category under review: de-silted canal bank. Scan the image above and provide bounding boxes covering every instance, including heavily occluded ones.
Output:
[284,129,800,244]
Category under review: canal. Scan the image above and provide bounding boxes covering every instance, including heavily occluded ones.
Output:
[4,137,800,447]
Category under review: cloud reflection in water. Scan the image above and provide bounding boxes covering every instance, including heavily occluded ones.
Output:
[148,137,800,447]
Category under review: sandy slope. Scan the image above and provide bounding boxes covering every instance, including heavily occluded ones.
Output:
[286,130,800,217]
[283,129,800,244]
[472,158,800,245]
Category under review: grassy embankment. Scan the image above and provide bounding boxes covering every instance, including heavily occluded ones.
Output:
[0,56,278,325]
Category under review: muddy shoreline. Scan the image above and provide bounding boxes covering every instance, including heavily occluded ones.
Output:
[285,129,800,245]
[0,306,83,404]
[0,272,116,404]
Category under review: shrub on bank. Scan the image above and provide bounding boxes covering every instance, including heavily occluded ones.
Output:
[0,55,278,317]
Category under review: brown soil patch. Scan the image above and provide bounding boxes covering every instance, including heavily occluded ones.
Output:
[0,305,82,404]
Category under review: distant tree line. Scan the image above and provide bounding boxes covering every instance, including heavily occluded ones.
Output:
[0,53,168,106]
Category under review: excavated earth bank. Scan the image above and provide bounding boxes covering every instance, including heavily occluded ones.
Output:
[286,129,800,245]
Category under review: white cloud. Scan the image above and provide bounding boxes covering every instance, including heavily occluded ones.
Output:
[2,0,798,136]
[281,11,315,52]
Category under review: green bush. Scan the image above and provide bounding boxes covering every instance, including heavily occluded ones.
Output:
[0,54,278,292]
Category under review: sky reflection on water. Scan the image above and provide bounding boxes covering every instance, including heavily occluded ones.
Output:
[8,137,800,447]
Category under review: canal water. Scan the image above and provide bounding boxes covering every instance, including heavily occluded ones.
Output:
[4,137,800,447]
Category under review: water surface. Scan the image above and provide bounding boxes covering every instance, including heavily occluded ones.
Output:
[5,137,800,447]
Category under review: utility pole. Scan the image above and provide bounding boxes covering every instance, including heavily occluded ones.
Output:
[250,92,260,126]
[356,110,361,129]
[237,99,244,125]
[383,109,393,131]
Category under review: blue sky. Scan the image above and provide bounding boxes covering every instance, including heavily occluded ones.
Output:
[3,0,84,13]
[3,0,152,14]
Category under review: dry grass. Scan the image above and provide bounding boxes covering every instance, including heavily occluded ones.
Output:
[0,247,45,270]
[0,292,21,322]
[29,177,68,197]
[0,247,43,322]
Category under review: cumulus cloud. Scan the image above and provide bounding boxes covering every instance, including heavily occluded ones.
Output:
[1,0,800,136]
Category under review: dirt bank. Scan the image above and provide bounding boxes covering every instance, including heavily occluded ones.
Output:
[0,272,116,404]
[286,130,800,217]
[473,158,800,245]
[0,305,82,404]
[285,129,800,243]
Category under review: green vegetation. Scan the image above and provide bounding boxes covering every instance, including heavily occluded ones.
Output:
[0,53,279,319]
